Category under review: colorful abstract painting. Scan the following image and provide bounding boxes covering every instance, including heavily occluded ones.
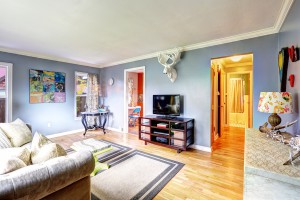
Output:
[30,69,66,103]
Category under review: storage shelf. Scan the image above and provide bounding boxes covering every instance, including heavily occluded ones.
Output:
[139,115,194,153]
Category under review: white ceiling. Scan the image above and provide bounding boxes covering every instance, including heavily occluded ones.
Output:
[0,0,293,68]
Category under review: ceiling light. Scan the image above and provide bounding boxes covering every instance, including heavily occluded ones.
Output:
[230,55,243,62]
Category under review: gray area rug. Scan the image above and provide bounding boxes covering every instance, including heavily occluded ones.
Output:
[91,150,184,200]
[66,140,132,163]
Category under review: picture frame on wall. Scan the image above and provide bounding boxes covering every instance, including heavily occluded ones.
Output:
[29,69,66,103]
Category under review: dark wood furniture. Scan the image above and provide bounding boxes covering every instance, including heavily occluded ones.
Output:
[81,111,109,136]
[138,115,194,153]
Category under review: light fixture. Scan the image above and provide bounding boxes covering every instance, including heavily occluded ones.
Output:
[258,92,293,128]
[230,55,243,62]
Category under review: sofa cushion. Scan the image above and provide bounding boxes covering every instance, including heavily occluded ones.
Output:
[0,129,12,149]
[0,147,31,165]
[0,157,26,175]
[0,118,32,147]
[31,132,66,164]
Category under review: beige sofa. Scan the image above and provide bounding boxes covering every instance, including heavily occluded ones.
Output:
[0,124,95,200]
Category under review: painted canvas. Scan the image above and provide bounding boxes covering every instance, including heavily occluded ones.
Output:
[30,69,66,103]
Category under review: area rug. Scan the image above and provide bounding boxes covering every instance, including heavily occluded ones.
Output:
[66,140,132,163]
[91,150,184,200]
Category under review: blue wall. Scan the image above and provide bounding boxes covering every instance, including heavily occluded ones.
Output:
[279,0,300,135]
[3,4,299,144]
[0,51,99,135]
[100,34,279,148]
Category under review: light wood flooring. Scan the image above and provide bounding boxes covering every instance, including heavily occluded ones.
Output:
[51,127,245,200]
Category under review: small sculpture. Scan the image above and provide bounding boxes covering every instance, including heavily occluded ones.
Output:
[158,48,182,83]
[283,136,300,166]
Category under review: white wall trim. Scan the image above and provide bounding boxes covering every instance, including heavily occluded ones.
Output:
[106,126,124,133]
[274,0,294,32]
[123,66,146,134]
[190,144,212,152]
[47,129,84,138]
[0,47,98,68]
[0,0,293,70]
[48,126,124,139]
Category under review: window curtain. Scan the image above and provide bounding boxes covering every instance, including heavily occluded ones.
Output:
[86,74,99,125]
[230,78,244,113]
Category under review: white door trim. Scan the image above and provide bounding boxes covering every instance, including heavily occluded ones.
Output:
[0,62,13,122]
[123,66,145,134]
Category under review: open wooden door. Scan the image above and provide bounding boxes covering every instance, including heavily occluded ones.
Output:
[211,67,215,145]
[219,68,225,137]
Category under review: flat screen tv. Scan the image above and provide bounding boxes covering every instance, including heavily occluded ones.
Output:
[153,94,180,116]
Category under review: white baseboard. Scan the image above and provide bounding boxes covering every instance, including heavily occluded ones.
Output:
[190,144,212,152]
[47,129,84,138]
[106,127,124,133]
[48,128,212,153]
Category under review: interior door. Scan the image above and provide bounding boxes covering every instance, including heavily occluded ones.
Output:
[211,67,215,145]
[219,68,225,136]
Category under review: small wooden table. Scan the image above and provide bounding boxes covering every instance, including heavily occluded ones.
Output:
[81,111,109,136]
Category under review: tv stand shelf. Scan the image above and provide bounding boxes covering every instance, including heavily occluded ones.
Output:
[138,115,194,153]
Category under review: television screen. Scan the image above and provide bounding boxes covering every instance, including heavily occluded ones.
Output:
[153,95,180,116]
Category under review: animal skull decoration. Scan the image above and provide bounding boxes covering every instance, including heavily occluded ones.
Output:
[158,48,182,83]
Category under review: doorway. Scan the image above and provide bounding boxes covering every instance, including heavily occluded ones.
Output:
[210,54,253,146]
[0,62,13,123]
[123,66,145,134]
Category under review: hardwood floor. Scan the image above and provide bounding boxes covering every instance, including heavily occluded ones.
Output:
[51,126,245,200]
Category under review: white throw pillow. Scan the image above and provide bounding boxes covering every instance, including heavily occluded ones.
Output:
[0,147,31,165]
[0,157,26,175]
[31,132,66,164]
[0,128,12,148]
[0,118,32,147]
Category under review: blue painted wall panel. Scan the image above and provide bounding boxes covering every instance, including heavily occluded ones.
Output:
[0,51,99,135]
[100,34,279,147]
[279,0,300,135]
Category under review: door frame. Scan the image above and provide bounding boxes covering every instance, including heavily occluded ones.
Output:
[226,71,253,128]
[0,62,13,122]
[123,66,145,134]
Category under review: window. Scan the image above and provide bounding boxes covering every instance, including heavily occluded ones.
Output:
[75,71,99,119]
[75,72,88,119]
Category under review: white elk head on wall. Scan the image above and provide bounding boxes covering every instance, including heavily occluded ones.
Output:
[158,48,182,83]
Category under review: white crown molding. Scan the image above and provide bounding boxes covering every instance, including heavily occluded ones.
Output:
[99,0,293,68]
[0,0,293,69]
[98,27,276,68]
[190,144,212,153]
[0,47,98,68]
[274,0,294,32]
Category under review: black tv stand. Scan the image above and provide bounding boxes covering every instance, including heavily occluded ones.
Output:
[139,115,194,153]
[156,115,177,120]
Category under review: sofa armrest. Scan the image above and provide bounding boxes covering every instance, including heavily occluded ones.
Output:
[0,150,94,199]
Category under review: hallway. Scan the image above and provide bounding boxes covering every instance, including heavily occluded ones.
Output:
[212,127,245,159]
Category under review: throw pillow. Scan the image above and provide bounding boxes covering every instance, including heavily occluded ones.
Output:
[0,147,31,165]
[0,128,12,148]
[31,132,66,164]
[0,157,26,175]
[0,118,32,147]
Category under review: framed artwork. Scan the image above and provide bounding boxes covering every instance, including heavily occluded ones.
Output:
[278,47,289,92]
[30,69,66,103]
